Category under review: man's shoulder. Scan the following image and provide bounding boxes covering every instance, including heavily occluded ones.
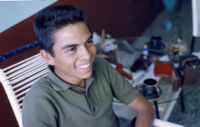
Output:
[94,57,106,63]
[93,57,108,69]
[25,75,53,97]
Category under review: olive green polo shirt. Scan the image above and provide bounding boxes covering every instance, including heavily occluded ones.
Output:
[22,57,139,127]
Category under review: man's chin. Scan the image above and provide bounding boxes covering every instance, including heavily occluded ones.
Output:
[84,71,93,79]
[79,70,93,79]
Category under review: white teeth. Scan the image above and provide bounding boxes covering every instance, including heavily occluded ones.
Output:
[77,63,90,69]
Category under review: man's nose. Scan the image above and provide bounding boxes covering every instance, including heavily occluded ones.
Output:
[79,46,90,59]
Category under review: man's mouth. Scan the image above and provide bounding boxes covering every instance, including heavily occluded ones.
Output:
[77,63,90,69]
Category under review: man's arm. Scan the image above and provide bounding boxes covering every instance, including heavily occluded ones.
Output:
[128,93,155,127]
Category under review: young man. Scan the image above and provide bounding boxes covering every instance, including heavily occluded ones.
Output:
[22,5,154,127]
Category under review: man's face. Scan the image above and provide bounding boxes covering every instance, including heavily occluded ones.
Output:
[44,22,96,85]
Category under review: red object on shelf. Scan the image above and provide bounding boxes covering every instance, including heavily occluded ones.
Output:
[116,64,132,80]
[154,62,173,76]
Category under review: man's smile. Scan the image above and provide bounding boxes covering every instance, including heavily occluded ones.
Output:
[77,63,90,69]
[76,63,90,69]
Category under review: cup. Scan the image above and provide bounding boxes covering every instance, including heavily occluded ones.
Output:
[142,78,160,97]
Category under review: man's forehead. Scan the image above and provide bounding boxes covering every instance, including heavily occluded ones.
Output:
[61,34,93,49]
[53,22,91,45]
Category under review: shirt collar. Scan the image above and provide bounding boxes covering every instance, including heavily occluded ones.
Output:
[47,66,95,91]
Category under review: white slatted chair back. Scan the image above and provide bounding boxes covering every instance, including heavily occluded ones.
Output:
[0,53,48,127]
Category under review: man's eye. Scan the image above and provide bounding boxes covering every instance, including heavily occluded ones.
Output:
[66,47,76,53]
[86,39,93,46]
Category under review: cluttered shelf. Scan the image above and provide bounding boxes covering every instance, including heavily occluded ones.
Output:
[94,32,200,124]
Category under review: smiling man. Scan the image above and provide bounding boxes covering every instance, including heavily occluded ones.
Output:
[22,5,154,127]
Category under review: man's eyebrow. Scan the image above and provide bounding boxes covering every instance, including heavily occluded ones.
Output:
[62,44,78,50]
[61,35,93,50]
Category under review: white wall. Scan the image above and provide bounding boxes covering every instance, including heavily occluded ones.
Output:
[0,0,57,33]
[192,0,200,37]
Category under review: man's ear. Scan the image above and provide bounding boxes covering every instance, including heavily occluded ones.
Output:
[40,50,55,66]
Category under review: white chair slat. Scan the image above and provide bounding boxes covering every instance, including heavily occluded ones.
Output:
[3,54,40,71]
[18,96,25,104]
[15,83,32,95]
[5,56,44,75]
[10,65,48,85]
[8,61,47,81]
[16,73,48,104]
[13,70,48,92]
[16,89,30,98]
[19,103,23,109]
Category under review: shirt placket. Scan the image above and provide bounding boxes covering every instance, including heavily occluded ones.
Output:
[85,89,99,115]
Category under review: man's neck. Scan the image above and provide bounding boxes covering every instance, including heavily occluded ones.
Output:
[52,66,85,88]
[79,80,85,88]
